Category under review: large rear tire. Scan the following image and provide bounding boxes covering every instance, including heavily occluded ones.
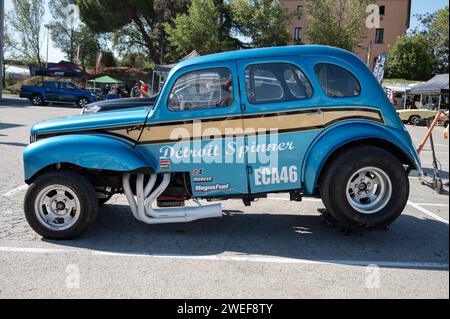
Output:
[319,146,409,231]
[24,170,98,239]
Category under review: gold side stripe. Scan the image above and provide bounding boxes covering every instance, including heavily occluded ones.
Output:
[117,108,384,144]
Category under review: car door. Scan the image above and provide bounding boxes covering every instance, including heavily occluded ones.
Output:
[43,82,60,101]
[136,60,249,197]
[59,82,77,102]
[237,56,323,194]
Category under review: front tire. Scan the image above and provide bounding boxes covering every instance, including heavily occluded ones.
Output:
[24,170,98,239]
[76,97,90,108]
[320,146,409,231]
[409,115,421,125]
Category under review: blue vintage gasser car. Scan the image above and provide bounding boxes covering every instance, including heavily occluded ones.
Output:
[23,46,421,239]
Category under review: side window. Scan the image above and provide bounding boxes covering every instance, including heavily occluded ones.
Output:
[245,63,313,104]
[61,82,75,89]
[314,63,361,97]
[168,67,233,111]
[45,82,59,89]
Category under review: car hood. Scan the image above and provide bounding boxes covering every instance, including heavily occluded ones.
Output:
[31,107,149,135]
[90,97,157,107]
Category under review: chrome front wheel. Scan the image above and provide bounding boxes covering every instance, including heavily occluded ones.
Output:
[24,170,98,239]
[34,185,81,231]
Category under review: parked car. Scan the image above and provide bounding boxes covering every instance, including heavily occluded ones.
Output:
[87,87,105,101]
[396,103,441,125]
[20,81,97,107]
[81,96,157,115]
[23,46,421,239]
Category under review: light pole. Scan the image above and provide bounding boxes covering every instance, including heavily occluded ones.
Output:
[0,0,4,100]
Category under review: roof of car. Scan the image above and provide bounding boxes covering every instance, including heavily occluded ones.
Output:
[172,45,357,72]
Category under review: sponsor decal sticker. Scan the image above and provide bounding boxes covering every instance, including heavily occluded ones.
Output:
[160,159,170,170]
[194,184,230,192]
[193,177,213,183]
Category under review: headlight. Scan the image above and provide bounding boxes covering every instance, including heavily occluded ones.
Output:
[81,105,101,115]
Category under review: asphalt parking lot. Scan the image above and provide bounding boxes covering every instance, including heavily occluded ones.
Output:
[0,96,448,299]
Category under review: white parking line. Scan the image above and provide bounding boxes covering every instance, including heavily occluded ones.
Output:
[407,201,449,224]
[414,203,449,207]
[420,151,448,154]
[421,162,449,165]
[0,245,447,269]
[1,184,28,197]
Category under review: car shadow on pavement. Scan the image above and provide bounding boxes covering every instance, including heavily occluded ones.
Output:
[422,167,449,180]
[0,98,31,108]
[47,204,449,270]
[0,141,28,147]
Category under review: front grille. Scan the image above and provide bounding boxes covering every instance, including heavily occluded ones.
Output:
[30,134,37,144]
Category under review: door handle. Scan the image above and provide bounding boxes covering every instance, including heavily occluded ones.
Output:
[307,109,322,115]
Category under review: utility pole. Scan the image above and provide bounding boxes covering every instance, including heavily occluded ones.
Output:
[46,25,49,68]
[0,0,5,100]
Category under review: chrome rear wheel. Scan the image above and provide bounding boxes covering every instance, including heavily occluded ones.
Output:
[346,167,392,214]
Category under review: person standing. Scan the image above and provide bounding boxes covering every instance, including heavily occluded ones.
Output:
[130,83,141,98]
[444,110,449,139]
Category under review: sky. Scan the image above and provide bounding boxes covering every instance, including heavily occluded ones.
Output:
[4,0,450,63]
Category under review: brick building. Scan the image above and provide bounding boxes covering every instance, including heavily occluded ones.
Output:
[280,0,412,69]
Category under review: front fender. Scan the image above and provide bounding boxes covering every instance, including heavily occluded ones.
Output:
[301,122,421,195]
[24,134,152,182]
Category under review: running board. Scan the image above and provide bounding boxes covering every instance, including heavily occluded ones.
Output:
[123,173,223,224]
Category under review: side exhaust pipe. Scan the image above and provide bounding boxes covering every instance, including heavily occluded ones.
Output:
[123,173,222,224]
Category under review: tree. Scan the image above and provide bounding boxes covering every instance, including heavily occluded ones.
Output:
[385,35,433,81]
[231,0,291,48]
[74,25,103,71]
[121,52,149,68]
[76,0,189,63]
[48,0,104,71]
[164,0,238,59]
[413,6,449,74]
[6,0,45,67]
[305,0,369,51]
[101,51,117,68]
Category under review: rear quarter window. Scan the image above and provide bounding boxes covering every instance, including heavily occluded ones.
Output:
[314,63,361,98]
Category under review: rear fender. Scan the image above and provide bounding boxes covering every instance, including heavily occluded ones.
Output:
[301,122,421,195]
[24,134,152,182]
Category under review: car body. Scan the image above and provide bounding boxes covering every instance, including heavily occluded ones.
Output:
[20,81,97,107]
[23,46,421,239]
[396,104,440,125]
[81,96,157,115]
